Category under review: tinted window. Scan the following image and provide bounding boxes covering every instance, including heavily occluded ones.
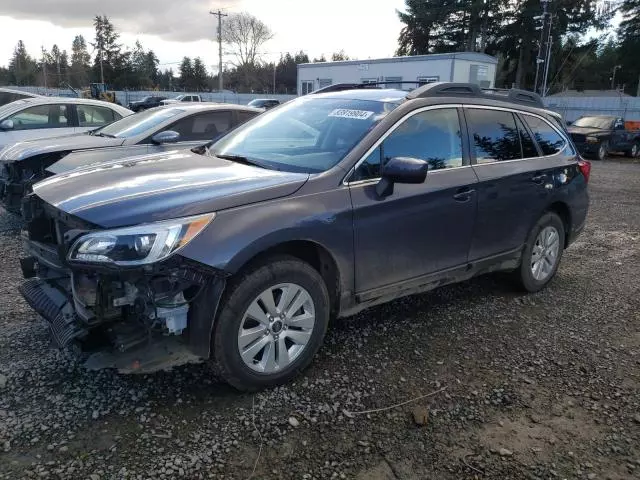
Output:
[466,109,521,163]
[77,104,115,127]
[98,108,183,138]
[166,111,232,141]
[8,104,69,130]
[237,110,259,124]
[352,108,463,181]
[515,115,538,158]
[211,97,398,173]
[523,115,566,156]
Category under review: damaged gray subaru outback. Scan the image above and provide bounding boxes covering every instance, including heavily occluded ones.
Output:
[19,82,590,390]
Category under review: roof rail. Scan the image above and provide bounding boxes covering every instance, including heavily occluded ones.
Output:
[406,82,544,108]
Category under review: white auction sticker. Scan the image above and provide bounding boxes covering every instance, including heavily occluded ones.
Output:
[328,109,374,120]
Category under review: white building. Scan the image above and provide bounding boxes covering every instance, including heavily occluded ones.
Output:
[297,52,498,95]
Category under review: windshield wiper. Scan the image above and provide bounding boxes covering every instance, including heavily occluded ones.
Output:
[94,132,117,138]
[215,153,269,169]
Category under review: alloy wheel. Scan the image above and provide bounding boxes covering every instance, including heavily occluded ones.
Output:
[237,283,316,374]
[531,226,560,282]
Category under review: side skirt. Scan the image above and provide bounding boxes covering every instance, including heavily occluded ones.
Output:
[339,247,522,318]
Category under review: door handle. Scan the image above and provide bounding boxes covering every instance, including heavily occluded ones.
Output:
[531,174,547,184]
[453,188,475,201]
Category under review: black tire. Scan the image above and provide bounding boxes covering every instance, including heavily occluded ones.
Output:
[515,212,565,293]
[212,255,330,391]
[596,141,608,161]
[626,142,639,158]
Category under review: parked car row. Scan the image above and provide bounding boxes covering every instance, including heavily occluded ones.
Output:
[2,83,590,391]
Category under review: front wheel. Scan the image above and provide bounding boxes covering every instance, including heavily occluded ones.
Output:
[212,256,330,391]
[596,141,608,161]
[515,212,565,293]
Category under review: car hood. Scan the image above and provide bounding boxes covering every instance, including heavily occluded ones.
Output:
[0,133,124,162]
[567,126,608,137]
[32,150,309,228]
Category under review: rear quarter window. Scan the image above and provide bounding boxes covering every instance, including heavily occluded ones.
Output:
[523,115,566,156]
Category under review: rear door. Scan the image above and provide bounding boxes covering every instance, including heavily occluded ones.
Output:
[349,106,478,294]
[74,103,120,133]
[466,106,571,261]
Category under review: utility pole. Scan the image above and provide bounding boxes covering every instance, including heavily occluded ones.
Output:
[41,47,47,89]
[273,63,276,94]
[611,65,621,90]
[533,0,552,95]
[210,9,228,92]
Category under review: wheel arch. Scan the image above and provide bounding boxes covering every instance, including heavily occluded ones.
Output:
[227,238,343,319]
[545,201,572,249]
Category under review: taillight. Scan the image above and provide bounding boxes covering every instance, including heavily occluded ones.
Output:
[578,159,591,183]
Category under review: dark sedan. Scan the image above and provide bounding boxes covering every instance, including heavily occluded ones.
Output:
[0,103,261,212]
[128,95,167,112]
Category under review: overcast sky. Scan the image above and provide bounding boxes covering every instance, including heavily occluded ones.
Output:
[0,0,407,72]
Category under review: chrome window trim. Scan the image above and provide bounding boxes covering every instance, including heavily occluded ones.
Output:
[342,104,463,185]
[463,105,572,165]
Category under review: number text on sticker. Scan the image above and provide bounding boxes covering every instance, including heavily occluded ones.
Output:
[329,109,374,120]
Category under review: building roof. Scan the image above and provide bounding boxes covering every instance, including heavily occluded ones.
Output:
[547,90,632,98]
[297,52,498,69]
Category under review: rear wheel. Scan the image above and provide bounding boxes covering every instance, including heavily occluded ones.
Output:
[515,212,565,293]
[212,256,330,391]
[626,142,639,158]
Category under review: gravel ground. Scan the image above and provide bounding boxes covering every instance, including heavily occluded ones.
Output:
[1,159,639,480]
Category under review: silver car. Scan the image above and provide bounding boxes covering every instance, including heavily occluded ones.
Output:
[0,103,261,212]
[0,97,132,150]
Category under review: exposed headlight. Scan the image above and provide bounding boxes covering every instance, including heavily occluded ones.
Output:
[68,213,215,266]
[586,136,599,143]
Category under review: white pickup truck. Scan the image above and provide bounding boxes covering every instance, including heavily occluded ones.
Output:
[160,94,203,105]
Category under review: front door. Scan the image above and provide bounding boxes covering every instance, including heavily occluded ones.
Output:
[348,107,478,294]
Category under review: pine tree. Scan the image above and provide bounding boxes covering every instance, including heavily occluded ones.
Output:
[617,0,640,93]
[9,41,37,86]
[192,58,208,91]
[179,57,194,90]
[70,35,91,88]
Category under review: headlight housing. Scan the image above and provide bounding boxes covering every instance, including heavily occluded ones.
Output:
[68,213,215,266]
[586,136,599,143]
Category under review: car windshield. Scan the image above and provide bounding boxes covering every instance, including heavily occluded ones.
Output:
[248,100,267,107]
[572,117,613,129]
[211,97,398,173]
[94,108,183,138]
[174,95,186,101]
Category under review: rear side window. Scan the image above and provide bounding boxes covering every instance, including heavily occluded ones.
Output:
[523,114,566,156]
[353,107,463,181]
[466,108,521,163]
[237,111,259,124]
[77,104,115,127]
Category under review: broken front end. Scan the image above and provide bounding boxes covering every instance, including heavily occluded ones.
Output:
[19,196,224,373]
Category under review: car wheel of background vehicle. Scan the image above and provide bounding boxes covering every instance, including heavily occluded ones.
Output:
[515,212,565,293]
[597,141,608,161]
[212,255,330,391]
[626,142,639,158]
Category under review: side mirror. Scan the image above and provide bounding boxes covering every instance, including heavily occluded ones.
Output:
[0,119,14,130]
[151,130,180,144]
[376,156,429,198]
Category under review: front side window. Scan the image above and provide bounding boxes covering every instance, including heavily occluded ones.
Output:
[352,108,463,181]
[167,111,232,141]
[523,114,566,156]
[211,97,398,173]
[97,108,183,138]
[77,104,115,127]
[8,104,69,130]
[466,108,521,163]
